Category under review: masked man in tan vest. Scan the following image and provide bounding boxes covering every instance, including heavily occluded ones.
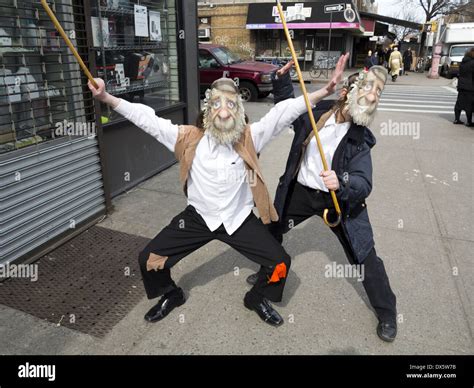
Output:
[88,55,348,326]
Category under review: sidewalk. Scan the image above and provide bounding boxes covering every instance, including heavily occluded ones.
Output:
[0,76,472,355]
[303,67,455,88]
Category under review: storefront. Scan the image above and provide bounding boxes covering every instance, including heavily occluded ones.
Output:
[246,1,363,70]
[353,11,421,67]
[352,16,391,67]
[0,0,198,265]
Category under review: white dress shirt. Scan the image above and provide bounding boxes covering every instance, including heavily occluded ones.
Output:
[114,96,308,235]
[297,113,350,192]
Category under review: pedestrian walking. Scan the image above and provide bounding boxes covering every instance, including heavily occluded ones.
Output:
[454,48,474,127]
[403,47,413,75]
[364,50,376,71]
[389,47,403,82]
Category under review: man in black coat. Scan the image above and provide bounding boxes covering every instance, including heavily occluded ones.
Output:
[454,48,474,127]
[403,48,413,75]
[248,64,397,342]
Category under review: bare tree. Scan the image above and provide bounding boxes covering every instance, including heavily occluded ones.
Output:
[411,0,457,21]
[389,0,468,55]
[406,0,465,55]
[390,8,421,42]
[445,1,474,22]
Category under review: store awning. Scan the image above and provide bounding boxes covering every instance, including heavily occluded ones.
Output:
[246,1,362,30]
[359,11,422,30]
[360,18,390,36]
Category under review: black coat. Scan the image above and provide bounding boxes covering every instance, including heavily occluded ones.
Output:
[403,50,412,70]
[457,55,474,92]
[271,72,376,263]
[364,56,374,69]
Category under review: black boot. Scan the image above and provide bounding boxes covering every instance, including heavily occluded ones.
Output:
[246,272,258,285]
[454,109,463,124]
[144,287,186,322]
[377,320,397,342]
[466,113,473,127]
[244,292,284,326]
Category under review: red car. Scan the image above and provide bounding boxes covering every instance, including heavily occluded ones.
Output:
[199,44,278,102]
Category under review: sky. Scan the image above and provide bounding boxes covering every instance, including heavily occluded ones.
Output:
[376,0,426,22]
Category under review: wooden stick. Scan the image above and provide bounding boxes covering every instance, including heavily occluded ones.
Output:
[40,0,98,89]
[276,1,342,226]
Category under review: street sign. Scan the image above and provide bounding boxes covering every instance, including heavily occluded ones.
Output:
[324,3,345,13]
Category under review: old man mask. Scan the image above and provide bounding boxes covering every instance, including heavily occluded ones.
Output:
[202,78,246,145]
[345,65,388,127]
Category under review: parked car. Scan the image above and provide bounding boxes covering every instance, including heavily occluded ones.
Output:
[198,44,278,102]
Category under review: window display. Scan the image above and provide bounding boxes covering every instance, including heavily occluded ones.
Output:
[91,0,181,125]
[0,0,89,154]
[0,0,181,153]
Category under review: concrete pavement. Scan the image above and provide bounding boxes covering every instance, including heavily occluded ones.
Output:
[0,73,472,355]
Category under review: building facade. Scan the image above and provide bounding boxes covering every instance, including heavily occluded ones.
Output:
[198,0,390,68]
[0,0,199,265]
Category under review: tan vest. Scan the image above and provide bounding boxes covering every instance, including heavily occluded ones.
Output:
[174,124,279,224]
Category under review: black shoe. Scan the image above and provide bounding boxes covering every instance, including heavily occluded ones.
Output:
[453,119,464,124]
[377,321,397,342]
[465,122,474,128]
[246,273,258,286]
[144,288,186,323]
[244,295,284,326]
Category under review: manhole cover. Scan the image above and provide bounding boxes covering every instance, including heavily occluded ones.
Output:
[0,226,150,337]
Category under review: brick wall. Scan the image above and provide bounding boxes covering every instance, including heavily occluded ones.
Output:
[199,5,256,59]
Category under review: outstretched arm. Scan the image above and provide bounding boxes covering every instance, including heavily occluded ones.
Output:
[250,94,308,153]
[272,60,295,105]
[88,78,178,152]
[308,52,350,106]
[251,53,349,153]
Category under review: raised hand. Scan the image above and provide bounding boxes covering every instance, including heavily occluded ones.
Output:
[88,78,107,101]
[87,77,120,109]
[276,59,294,77]
[325,52,350,95]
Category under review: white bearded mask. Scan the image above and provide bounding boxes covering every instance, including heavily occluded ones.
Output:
[345,66,388,127]
[202,78,246,145]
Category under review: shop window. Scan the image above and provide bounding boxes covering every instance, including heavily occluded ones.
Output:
[314,35,345,52]
[91,0,181,126]
[0,0,92,154]
[255,29,304,60]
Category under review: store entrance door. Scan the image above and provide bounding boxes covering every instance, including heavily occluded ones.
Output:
[304,35,315,70]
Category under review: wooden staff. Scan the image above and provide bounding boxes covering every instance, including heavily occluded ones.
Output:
[276,0,342,227]
[41,0,98,89]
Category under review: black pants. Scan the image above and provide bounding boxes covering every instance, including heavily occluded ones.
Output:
[138,205,290,304]
[270,182,397,323]
[454,91,473,124]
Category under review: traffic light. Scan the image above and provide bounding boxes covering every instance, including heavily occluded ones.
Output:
[422,21,438,33]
